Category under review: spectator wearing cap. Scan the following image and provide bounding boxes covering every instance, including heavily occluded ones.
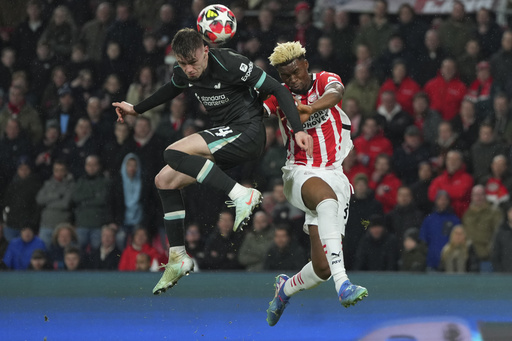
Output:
[375,90,413,148]
[80,2,113,63]
[399,227,427,272]
[491,204,512,273]
[46,83,85,142]
[393,125,430,185]
[290,2,322,57]
[0,85,43,144]
[354,214,400,271]
[438,1,475,59]
[439,225,479,273]
[428,150,473,218]
[2,223,46,270]
[490,30,512,94]
[1,157,42,241]
[466,61,493,115]
[420,190,461,270]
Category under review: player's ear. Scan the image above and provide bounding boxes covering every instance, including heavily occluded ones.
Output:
[204,45,209,54]
[303,59,309,70]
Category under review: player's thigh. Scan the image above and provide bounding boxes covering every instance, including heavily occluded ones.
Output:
[309,225,331,280]
[154,165,197,190]
[166,133,215,160]
[301,177,337,211]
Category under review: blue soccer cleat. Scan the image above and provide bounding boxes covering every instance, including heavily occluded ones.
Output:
[338,280,368,308]
[266,274,290,326]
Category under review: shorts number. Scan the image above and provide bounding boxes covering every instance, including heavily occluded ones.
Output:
[212,127,233,137]
[343,203,349,219]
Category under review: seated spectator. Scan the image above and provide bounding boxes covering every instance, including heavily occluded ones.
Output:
[440,225,479,273]
[376,90,414,148]
[399,227,427,272]
[410,162,435,216]
[420,190,461,270]
[32,122,62,180]
[456,38,480,86]
[491,204,512,273]
[99,41,131,87]
[482,155,512,209]
[202,210,243,270]
[87,225,121,270]
[377,60,420,116]
[393,125,431,185]
[135,253,152,271]
[0,224,8,260]
[2,223,46,270]
[46,84,86,143]
[466,61,493,115]
[469,123,507,183]
[238,211,275,271]
[430,121,468,171]
[353,116,393,173]
[101,121,136,177]
[80,2,113,63]
[155,95,188,146]
[118,226,163,272]
[342,148,368,185]
[126,66,163,129]
[72,69,98,113]
[131,116,166,184]
[86,97,113,145]
[63,245,83,271]
[96,74,125,123]
[36,160,75,248]
[438,1,475,59]
[39,5,78,60]
[140,32,165,70]
[342,98,362,138]
[354,214,400,271]
[40,65,68,115]
[66,43,97,82]
[423,58,467,121]
[489,93,512,144]
[462,185,502,262]
[29,41,58,103]
[413,29,446,86]
[374,35,413,83]
[475,7,503,59]
[1,157,42,241]
[262,179,303,227]
[428,150,474,217]
[28,249,52,271]
[451,99,480,149]
[386,186,424,247]
[489,30,512,94]
[342,64,380,117]
[184,223,205,269]
[0,119,32,194]
[263,224,307,272]
[308,36,342,76]
[411,92,442,145]
[369,154,402,214]
[47,223,78,270]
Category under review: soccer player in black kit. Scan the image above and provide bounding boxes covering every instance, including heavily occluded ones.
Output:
[113,28,312,295]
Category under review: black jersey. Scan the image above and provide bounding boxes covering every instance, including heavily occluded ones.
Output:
[171,48,266,126]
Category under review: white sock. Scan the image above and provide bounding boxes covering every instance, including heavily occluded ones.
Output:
[283,261,326,297]
[169,245,186,258]
[228,183,248,200]
[317,199,349,293]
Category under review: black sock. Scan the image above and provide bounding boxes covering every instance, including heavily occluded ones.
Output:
[158,189,185,247]
[164,149,236,194]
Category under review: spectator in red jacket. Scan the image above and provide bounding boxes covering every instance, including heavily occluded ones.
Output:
[343,148,369,185]
[118,226,164,271]
[424,58,467,121]
[377,59,420,115]
[369,154,402,213]
[354,116,393,173]
[466,61,493,117]
[428,150,474,217]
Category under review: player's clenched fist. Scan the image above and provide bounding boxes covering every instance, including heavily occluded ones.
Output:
[112,101,138,123]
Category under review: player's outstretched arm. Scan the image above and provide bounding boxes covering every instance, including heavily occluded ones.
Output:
[112,101,138,123]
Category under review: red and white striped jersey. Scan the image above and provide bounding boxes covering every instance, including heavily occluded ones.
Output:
[264,71,353,169]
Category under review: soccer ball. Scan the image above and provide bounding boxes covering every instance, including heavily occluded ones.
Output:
[197,4,237,44]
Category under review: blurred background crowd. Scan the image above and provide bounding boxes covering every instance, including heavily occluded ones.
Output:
[1,0,512,275]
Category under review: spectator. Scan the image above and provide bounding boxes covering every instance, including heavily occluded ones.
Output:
[475,7,503,59]
[396,4,428,60]
[202,210,243,270]
[118,226,162,271]
[12,0,46,69]
[47,222,78,270]
[36,160,74,248]
[99,41,131,87]
[354,214,400,271]
[71,155,110,251]
[184,223,205,268]
[57,117,101,179]
[2,223,45,270]
[490,30,512,94]
[440,225,479,273]
[0,85,43,144]
[332,10,355,77]
[46,84,84,142]
[262,179,303,228]
[32,122,61,180]
[88,225,121,270]
[430,121,467,172]
[451,99,480,148]
[126,66,164,129]
[429,150,474,217]
[154,4,179,49]
[0,119,32,193]
[85,96,112,145]
[66,44,96,82]
[29,41,58,102]
[253,120,286,192]
[344,173,383,271]
[393,125,431,185]
[482,155,512,209]
[491,204,512,273]
[39,5,78,60]
[419,190,461,270]
[1,157,42,241]
[63,245,83,271]
[131,0,166,31]
[462,184,503,263]
[410,162,435,216]
[290,2,322,58]
[40,64,67,115]
[353,0,396,58]
[135,252,152,271]
[375,90,413,148]
[489,93,512,145]
[342,64,380,118]
[28,248,52,271]
[424,58,467,121]
[263,224,307,272]
[353,116,393,173]
[354,43,374,71]
[469,123,507,183]
[387,186,424,247]
[238,211,275,271]
[369,154,402,214]
[399,227,427,272]
[374,35,413,83]
[140,33,164,70]
[342,148,368,185]
[0,224,8,260]
[308,36,341,76]
[466,61,493,116]
[80,2,113,62]
[180,0,206,29]
[438,1,475,59]
[0,47,16,95]
[377,60,421,116]
[132,116,166,184]
[155,95,188,146]
[457,39,481,86]
[342,98,362,138]
[413,29,447,86]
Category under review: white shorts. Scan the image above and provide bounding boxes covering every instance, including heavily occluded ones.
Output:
[281,165,352,235]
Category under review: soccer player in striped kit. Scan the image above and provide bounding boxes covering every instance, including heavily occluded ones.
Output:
[264,42,368,326]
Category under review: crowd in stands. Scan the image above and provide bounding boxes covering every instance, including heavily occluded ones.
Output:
[1,0,512,274]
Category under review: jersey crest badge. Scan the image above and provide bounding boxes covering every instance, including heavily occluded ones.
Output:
[239,63,248,72]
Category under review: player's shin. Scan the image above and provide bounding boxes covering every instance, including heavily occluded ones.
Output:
[283,261,326,297]
[158,189,186,255]
[316,199,349,293]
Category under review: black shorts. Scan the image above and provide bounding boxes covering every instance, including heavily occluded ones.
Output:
[199,121,266,169]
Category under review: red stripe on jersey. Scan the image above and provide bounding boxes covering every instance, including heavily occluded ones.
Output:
[322,119,337,167]
[309,127,322,167]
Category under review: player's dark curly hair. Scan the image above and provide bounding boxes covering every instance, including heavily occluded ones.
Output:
[171,28,205,60]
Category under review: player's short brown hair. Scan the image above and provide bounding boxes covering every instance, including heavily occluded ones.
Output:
[171,28,205,61]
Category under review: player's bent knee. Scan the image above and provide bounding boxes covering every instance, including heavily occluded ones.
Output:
[154,169,179,190]
[163,149,188,170]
